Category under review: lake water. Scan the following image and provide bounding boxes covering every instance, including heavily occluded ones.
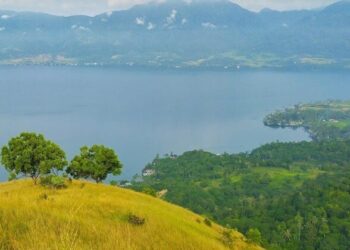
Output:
[1,67,350,181]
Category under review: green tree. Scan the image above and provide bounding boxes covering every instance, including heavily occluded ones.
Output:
[67,145,122,183]
[1,132,67,184]
[246,228,262,244]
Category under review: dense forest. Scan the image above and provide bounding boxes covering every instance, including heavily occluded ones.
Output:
[131,140,350,249]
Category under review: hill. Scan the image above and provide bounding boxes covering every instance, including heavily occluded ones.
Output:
[0,180,261,250]
[264,100,350,140]
[0,0,350,69]
[132,140,350,249]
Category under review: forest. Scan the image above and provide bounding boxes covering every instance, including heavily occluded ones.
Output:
[131,140,350,249]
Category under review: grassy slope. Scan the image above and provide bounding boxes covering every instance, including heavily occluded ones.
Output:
[0,180,261,250]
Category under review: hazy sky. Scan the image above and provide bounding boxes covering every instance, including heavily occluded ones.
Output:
[0,0,341,16]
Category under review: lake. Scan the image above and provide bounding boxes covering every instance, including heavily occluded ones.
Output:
[1,67,350,181]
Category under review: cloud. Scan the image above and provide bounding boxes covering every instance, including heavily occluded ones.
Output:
[135,17,145,25]
[0,27,5,31]
[0,0,341,16]
[71,25,90,31]
[202,22,216,29]
[1,14,11,19]
[147,22,155,30]
[166,9,177,25]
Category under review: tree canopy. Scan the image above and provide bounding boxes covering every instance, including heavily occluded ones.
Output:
[67,145,122,183]
[1,132,67,183]
[132,140,350,249]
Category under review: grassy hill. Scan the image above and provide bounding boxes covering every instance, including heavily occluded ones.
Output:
[0,180,261,250]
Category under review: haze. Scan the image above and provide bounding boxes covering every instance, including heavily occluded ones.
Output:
[0,0,341,16]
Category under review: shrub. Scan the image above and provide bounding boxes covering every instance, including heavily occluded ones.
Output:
[40,175,67,189]
[8,172,16,181]
[141,187,157,197]
[110,180,118,186]
[128,213,146,226]
[39,193,48,200]
[204,218,212,227]
[222,229,234,248]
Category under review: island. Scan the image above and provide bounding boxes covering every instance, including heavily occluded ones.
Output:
[264,100,350,141]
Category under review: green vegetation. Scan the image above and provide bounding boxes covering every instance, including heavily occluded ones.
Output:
[1,132,122,184]
[67,145,122,183]
[1,133,67,184]
[131,140,350,249]
[264,100,350,140]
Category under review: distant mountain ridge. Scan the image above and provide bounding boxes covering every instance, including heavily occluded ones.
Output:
[0,0,349,69]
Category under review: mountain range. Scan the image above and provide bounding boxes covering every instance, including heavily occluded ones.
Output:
[0,0,350,69]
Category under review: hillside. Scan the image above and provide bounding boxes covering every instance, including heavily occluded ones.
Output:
[264,100,350,140]
[132,140,350,249]
[0,1,350,69]
[0,180,260,250]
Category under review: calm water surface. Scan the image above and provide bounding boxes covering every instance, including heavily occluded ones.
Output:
[1,67,350,180]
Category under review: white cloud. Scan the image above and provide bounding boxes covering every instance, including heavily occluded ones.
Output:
[135,17,145,25]
[147,22,155,30]
[0,27,5,31]
[71,25,90,31]
[181,18,187,25]
[1,14,10,19]
[202,22,216,29]
[165,9,177,26]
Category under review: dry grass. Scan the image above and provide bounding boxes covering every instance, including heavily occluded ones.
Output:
[0,180,262,250]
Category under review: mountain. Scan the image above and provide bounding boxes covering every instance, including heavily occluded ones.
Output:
[0,0,350,69]
[0,179,261,250]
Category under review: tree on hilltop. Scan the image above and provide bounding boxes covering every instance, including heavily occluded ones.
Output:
[1,132,67,184]
[66,145,122,183]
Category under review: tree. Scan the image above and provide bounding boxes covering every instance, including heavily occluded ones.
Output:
[246,228,262,244]
[67,145,122,183]
[1,132,67,184]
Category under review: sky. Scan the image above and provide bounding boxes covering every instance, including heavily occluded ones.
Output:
[0,0,341,16]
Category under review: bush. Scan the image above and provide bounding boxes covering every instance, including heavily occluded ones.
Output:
[204,218,212,227]
[110,180,118,186]
[8,172,17,181]
[40,175,67,189]
[141,187,157,197]
[39,193,48,200]
[128,213,146,226]
[222,229,234,248]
